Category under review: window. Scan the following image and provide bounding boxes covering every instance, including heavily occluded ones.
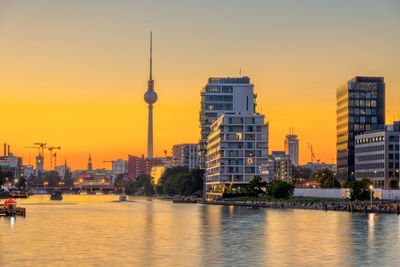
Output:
[389,144,394,151]
[371,100,377,107]
[366,109,371,115]
[221,86,233,93]
[371,117,377,123]
[354,108,360,115]
[360,117,366,123]
[396,145,399,151]
[206,85,220,93]
[389,154,394,160]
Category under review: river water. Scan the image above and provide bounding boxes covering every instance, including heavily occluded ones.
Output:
[1,195,400,266]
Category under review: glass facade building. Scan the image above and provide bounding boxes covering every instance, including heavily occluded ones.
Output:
[336,76,385,182]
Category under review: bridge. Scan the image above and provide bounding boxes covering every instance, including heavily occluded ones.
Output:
[30,185,119,194]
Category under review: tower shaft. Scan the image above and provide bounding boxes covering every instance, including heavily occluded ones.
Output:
[147,104,153,158]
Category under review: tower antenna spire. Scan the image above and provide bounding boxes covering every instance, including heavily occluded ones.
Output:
[150,31,152,81]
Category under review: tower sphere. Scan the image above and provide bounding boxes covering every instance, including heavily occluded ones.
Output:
[144,90,158,104]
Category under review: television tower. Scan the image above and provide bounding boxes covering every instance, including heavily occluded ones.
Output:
[144,32,157,159]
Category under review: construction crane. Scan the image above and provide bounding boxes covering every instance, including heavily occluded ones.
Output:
[47,146,61,170]
[33,143,47,156]
[307,143,320,164]
[53,152,58,169]
[24,146,41,165]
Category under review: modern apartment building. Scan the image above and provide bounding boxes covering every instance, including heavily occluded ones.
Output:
[205,113,269,199]
[355,122,400,189]
[262,151,292,182]
[172,144,199,169]
[336,76,385,183]
[199,77,256,168]
[284,129,299,166]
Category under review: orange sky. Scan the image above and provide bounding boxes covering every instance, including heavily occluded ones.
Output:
[1,1,399,170]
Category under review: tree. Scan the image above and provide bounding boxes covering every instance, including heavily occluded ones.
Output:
[245,176,267,197]
[16,177,27,190]
[114,174,126,190]
[310,168,340,188]
[64,168,74,187]
[189,168,205,196]
[292,166,313,181]
[350,178,372,201]
[267,180,294,199]
[125,174,154,196]
[42,171,61,187]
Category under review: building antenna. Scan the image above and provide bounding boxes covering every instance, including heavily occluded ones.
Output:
[239,68,242,77]
[149,31,152,81]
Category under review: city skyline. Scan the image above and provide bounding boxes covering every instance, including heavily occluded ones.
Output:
[1,0,400,169]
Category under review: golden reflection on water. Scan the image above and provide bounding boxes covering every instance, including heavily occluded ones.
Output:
[1,195,400,266]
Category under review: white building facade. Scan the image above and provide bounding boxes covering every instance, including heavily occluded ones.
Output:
[205,113,269,199]
[172,144,199,169]
[199,77,257,168]
[355,122,400,189]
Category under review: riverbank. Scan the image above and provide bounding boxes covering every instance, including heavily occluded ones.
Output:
[199,199,400,215]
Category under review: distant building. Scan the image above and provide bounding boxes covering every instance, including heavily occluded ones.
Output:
[301,162,337,172]
[111,159,128,174]
[172,144,199,169]
[151,166,165,184]
[23,165,35,178]
[128,155,163,181]
[336,76,385,182]
[0,153,23,181]
[284,129,299,166]
[55,160,71,178]
[35,154,44,176]
[355,121,400,189]
[87,154,93,171]
[262,151,292,182]
[199,76,257,168]
[205,113,269,199]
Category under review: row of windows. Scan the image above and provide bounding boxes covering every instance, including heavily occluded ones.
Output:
[356,136,384,144]
[349,100,377,107]
[388,162,400,169]
[205,85,234,93]
[350,108,377,117]
[355,145,384,153]
[349,116,377,123]
[389,144,400,151]
[201,103,233,111]
[356,163,385,169]
[355,154,385,162]
[202,95,233,102]
[355,172,384,178]
[389,154,400,160]
[389,136,400,142]
[352,124,374,132]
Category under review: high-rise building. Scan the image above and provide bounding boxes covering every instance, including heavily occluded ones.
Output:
[284,128,299,166]
[172,144,199,169]
[144,32,158,159]
[355,121,400,189]
[205,113,269,199]
[199,76,256,168]
[336,76,385,183]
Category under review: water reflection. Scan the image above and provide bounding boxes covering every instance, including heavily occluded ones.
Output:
[1,195,400,266]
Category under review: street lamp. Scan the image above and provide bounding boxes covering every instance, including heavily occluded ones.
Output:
[369,185,373,207]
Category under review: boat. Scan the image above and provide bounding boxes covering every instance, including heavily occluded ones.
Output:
[0,199,26,216]
[50,190,63,200]
[173,195,197,204]
[119,194,127,201]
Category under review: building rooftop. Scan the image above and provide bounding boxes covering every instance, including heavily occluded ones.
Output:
[208,76,250,84]
[349,76,384,83]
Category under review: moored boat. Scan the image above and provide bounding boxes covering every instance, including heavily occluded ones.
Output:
[50,190,63,200]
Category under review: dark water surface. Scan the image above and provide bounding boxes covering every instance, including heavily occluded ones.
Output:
[1,195,400,266]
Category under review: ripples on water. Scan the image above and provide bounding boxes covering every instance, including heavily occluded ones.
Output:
[1,195,400,266]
